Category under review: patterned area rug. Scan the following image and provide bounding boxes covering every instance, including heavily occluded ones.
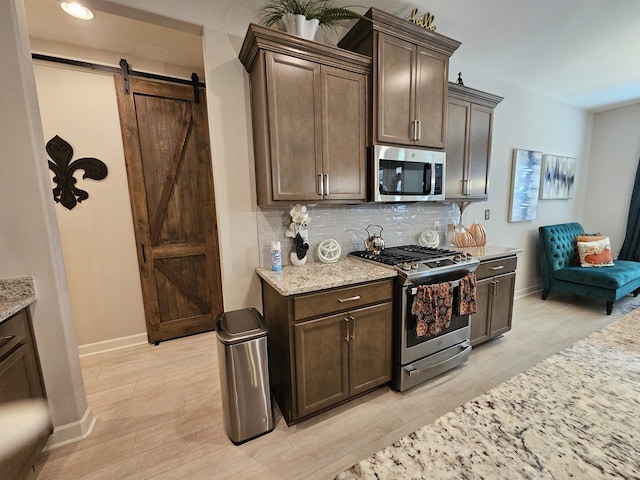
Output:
[336,309,640,479]
[617,297,640,315]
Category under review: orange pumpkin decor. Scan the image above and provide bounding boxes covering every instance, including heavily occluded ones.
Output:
[469,221,487,246]
[455,229,475,247]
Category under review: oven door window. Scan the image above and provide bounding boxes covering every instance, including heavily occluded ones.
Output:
[406,288,468,348]
[378,159,431,196]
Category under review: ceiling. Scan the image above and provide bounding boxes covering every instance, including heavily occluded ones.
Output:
[24,0,640,112]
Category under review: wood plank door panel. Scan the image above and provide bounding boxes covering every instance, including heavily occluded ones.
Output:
[445,97,471,197]
[415,47,447,149]
[377,33,415,145]
[116,77,223,344]
[265,52,323,201]
[321,65,367,201]
[294,313,349,418]
[349,302,392,396]
[467,103,494,197]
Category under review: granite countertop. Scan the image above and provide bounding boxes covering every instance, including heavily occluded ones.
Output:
[256,245,521,296]
[0,277,36,323]
[256,257,397,296]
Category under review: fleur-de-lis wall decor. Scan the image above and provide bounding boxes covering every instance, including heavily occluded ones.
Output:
[46,135,108,210]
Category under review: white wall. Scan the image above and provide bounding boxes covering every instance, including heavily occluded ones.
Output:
[0,0,91,443]
[583,102,640,255]
[33,63,147,347]
[202,29,263,311]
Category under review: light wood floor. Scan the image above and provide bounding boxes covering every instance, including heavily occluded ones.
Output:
[31,292,639,480]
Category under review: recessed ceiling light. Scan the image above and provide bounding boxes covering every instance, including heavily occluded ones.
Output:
[60,2,94,20]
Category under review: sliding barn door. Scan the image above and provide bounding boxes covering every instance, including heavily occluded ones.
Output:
[115,76,223,344]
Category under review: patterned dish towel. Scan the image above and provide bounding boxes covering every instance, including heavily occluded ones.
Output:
[411,282,453,337]
[458,273,477,315]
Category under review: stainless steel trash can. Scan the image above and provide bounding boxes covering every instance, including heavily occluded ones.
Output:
[216,307,274,444]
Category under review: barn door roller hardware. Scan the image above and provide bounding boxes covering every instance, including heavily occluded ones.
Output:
[119,58,131,94]
[191,73,200,104]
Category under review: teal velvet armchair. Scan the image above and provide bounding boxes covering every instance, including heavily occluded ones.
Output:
[539,222,640,314]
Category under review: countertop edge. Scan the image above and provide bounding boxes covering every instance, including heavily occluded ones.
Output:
[0,277,37,323]
[256,258,397,296]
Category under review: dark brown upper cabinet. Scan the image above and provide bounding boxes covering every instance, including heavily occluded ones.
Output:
[338,8,460,150]
[239,24,371,206]
[445,83,503,200]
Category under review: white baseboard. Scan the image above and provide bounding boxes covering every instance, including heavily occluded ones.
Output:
[515,284,542,299]
[78,333,148,357]
[43,406,96,451]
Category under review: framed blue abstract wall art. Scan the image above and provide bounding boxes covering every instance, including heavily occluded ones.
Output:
[540,154,576,199]
[509,149,542,222]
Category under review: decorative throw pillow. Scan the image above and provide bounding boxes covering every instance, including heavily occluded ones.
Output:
[575,235,614,267]
[574,232,601,264]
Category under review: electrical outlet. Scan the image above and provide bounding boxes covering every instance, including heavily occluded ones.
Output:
[484,209,490,220]
[434,220,440,230]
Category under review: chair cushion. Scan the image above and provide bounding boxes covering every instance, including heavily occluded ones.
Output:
[555,260,640,288]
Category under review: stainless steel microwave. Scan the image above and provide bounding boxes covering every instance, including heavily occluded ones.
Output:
[372,145,446,202]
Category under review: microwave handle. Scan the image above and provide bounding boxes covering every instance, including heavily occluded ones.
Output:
[423,164,435,195]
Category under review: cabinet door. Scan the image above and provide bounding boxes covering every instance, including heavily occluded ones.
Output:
[489,273,515,338]
[266,52,323,201]
[321,65,367,201]
[466,104,494,198]
[377,33,415,145]
[0,310,45,402]
[415,46,447,149]
[0,344,44,402]
[470,278,491,346]
[294,313,349,418]
[445,97,471,197]
[348,302,392,396]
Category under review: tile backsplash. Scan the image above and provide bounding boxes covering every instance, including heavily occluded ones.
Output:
[257,203,461,267]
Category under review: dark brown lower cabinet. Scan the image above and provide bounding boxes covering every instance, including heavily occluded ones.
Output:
[470,255,517,346]
[262,279,393,424]
[0,308,50,480]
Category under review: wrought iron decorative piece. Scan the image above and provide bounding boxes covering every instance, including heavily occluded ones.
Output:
[47,135,108,210]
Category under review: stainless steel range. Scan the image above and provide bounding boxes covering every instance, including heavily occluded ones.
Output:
[349,245,479,391]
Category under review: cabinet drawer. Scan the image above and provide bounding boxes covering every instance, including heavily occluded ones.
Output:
[475,256,517,280]
[294,280,393,321]
[0,310,29,362]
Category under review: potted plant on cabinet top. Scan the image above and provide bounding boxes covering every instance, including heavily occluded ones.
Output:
[259,0,368,41]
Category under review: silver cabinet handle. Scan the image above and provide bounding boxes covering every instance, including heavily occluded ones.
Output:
[0,335,15,350]
[490,265,505,271]
[318,174,323,196]
[324,174,329,196]
[462,179,472,195]
[344,316,351,342]
[348,315,355,341]
[337,295,360,303]
[416,120,421,141]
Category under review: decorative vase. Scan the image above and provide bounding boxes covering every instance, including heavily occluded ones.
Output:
[289,226,309,266]
[290,251,307,266]
[282,13,319,40]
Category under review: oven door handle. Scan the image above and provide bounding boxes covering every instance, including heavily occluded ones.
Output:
[410,279,461,295]
[405,341,471,377]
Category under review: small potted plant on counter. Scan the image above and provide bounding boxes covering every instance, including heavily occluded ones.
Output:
[259,0,368,40]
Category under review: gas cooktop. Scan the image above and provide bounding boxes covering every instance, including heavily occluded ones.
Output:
[349,245,479,283]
